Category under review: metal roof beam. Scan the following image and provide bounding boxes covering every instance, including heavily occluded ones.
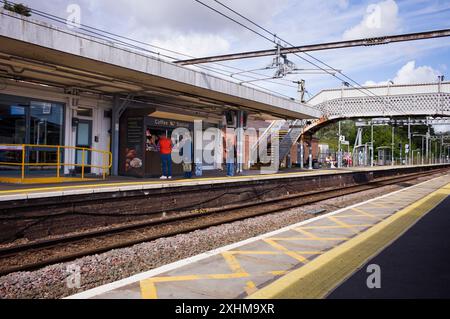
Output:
[176,29,450,65]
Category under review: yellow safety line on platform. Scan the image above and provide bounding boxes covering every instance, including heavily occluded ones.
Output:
[269,237,348,241]
[225,249,278,296]
[334,213,390,218]
[369,202,389,208]
[294,228,323,240]
[140,281,158,299]
[350,207,377,219]
[298,224,373,230]
[0,170,345,196]
[245,281,258,295]
[327,216,361,234]
[248,183,450,299]
[228,250,281,255]
[0,177,98,184]
[263,239,309,263]
[222,252,247,274]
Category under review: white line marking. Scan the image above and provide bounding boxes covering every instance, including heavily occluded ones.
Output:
[66,174,448,299]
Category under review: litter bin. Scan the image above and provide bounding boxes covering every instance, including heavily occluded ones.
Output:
[195,162,203,177]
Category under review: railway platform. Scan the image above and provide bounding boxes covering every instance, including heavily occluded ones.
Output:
[0,164,447,202]
[67,170,450,299]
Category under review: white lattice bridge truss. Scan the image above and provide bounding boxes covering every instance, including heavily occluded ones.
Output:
[255,82,450,163]
[308,81,450,119]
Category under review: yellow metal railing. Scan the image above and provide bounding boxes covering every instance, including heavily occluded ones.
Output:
[0,144,112,181]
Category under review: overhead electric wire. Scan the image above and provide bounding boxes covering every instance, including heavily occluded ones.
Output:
[193,0,275,44]
[0,0,281,81]
[201,0,409,114]
[211,0,412,116]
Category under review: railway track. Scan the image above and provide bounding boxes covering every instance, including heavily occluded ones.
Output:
[0,168,447,276]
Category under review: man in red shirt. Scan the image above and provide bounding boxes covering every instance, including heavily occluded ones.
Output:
[158,134,173,179]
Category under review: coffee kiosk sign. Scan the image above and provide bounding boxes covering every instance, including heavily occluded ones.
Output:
[148,118,192,129]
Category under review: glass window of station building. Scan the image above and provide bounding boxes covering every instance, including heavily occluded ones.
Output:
[0,94,64,174]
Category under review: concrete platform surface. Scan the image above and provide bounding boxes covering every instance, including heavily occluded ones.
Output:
[66,172,450,299]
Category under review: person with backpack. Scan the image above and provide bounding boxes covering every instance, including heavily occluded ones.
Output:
[180,135,193,178]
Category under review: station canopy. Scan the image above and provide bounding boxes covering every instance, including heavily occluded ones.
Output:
[0,11,321,123]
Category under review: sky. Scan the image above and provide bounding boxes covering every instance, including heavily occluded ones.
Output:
[7,0,450,99]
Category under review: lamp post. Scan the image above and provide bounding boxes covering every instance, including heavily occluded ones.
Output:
[391,124,395,166]
[408,117,412,165]
[426,124,430,164]
[370,120,374,167]
[338,82,350,168]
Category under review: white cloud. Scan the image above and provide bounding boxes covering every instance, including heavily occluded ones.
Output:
[343,0,400,40]
[16,0,450,97]
[393,61,441,83]
[364,60,442,86]
[151,33,230,58]
[20,0,289,56]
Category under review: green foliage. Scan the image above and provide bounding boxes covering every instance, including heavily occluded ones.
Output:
[3,1,31,17]
[315,119,437,159]
[315,120,356,152]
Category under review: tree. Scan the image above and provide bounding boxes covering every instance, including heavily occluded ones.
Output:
[3,1,31,17]
[315,118,437,161]
[315,120,356,152]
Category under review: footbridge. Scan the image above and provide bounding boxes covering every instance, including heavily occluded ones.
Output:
[261,81,450,163]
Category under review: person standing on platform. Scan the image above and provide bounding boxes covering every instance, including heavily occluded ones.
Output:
[158,133,173,179]
[181,136,193,179]
[225,137,236,177]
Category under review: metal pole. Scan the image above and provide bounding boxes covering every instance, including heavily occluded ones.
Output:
[103,152,106,180]
[339,83,344,169]
[111,96,120,176]
[435,140,438,164]
[391,125,395,166]
[338,120,342,168]
[300,142,304,169]
[426,126,430,164]
[57,146,61,179]
[421,137,424,165]
[21,144,25,180]
[236,110,244,173]
[408,117,411,165]
[81,149,85,180]
[448,145,450,162]
[177,29,450,65]
[371,120,374,167]
[308,144,313,170]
